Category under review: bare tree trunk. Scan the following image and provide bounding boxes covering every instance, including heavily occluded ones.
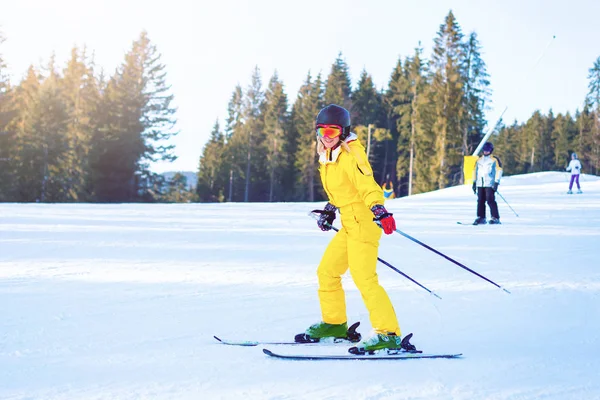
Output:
[244,131,251,202]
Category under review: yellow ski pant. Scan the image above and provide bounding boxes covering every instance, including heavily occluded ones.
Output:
[316,202,401,335]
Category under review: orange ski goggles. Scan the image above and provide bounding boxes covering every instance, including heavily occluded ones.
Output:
[316,124,343,139]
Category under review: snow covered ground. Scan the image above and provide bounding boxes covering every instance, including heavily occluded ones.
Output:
[1,171,600,400]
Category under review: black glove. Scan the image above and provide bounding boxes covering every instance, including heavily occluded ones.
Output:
[492,182,499,192]
[312,203,337,231]
[472,182,477,195]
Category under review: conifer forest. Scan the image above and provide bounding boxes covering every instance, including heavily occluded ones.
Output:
[1,11,599,203]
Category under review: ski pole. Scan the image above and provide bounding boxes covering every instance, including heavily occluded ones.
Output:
[389,226,511,294]
[308,211,441,299]
[496,191,519,217]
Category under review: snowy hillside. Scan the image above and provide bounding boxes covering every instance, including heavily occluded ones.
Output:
[1,172,600,400]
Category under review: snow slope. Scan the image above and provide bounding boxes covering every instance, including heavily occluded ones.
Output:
[1,172,600,400]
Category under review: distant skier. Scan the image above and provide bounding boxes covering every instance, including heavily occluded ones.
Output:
[566,153,582,194]
[472,142,503,225]
[300,104,410,354]
[381,175,395,200]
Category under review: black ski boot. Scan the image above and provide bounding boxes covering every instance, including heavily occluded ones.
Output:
[473,217,487,225]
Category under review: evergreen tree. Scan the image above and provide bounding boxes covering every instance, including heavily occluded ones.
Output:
[162,172,196,203]
[222,85,244,201]
[90,31,177,202]
[10,66,44,201]
[462,32,490,157]
[292,72,324,201]
[551,112,577,169]
[262,71,290,201]
[386,57,411,195]
[429,10,466,188]
[324,53,352,111]
[241,66,265,201]
[351,69,388,182]
[575,104,596,174]
[60,47,101,201]
[0,31,15,200]
[197,120,226,202]
[494,121,521,175]
[585,56,600,174]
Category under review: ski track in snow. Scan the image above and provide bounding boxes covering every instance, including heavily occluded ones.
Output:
[1,172,600,399]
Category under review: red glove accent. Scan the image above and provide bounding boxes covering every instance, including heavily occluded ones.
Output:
[371,205,396,235]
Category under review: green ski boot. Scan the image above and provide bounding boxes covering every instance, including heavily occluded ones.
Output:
[349,332,418,354]
[295,321,361,343]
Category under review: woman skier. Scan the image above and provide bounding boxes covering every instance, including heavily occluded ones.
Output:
[296,104,414,354]
[566,153,583,194]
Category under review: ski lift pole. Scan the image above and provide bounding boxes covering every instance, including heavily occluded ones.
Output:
[496,191,519,217]
[308,211,441,299]
[389,226,511,294]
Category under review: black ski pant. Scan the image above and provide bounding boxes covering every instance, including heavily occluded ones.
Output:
[477,187,500,219]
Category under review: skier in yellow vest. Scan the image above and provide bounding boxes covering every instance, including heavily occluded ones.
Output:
[382,175,396,200]
[295,104,413,354]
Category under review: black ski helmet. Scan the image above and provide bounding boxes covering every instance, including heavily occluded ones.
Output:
[482,142,494,153]
[315,104,351,140]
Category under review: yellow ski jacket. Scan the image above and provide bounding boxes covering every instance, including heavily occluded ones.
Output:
[318,136,384,210]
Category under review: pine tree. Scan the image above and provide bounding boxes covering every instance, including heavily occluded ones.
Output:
[10,66,44,201]
[551,112,577,169]
[386,57,411,195]
[161,172,196,202]
[462,32,490,157]
[241,66,265,201]
[222,85,244,201]
[197,120,226,202]
[60,46,101,201]
[292,72,324,201]
[494,121,521,175]
[262,71,290,201]
[0,30,14,200]
[90,31,177,202]
[585,56,600,174]
[324,53,352,110]
[351,69,388,182]
[429,10,466,188]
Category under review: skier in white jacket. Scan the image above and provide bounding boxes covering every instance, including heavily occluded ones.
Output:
[566,153,582,194]
[472,142,503,225]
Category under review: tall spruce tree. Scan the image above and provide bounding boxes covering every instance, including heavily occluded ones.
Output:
[197,120,226,202]
[90,31,176,202]
[429,10,467,188]
[60,47,101,201]
[324,53,352,111]
[386,57,411,195]
[222,85,244,201]
[585,56,600,173]
[292,72,324,201]
[0,30,14,200]
[241,66,265,201]
[551,112,577,169]
[462,32,490,158]
[351,69,388,182]
[10,66,44,201]
[262,71,290,201]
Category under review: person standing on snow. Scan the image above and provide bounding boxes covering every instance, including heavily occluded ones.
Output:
[296,104,411,354]
[381,175,396,200]
[566,153,583,194]
[472,142,503,225]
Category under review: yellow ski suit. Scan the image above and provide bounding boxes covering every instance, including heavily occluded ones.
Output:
[317,137,400,335]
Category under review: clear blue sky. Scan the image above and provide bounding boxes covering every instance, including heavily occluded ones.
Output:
[1,0,598,173]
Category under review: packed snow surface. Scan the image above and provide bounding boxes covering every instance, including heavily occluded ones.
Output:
[1,172,600,399]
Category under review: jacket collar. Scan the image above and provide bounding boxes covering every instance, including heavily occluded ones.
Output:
[318,133,357,165]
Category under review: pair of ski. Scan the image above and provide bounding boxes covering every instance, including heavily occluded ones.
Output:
[214,325,461,360]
